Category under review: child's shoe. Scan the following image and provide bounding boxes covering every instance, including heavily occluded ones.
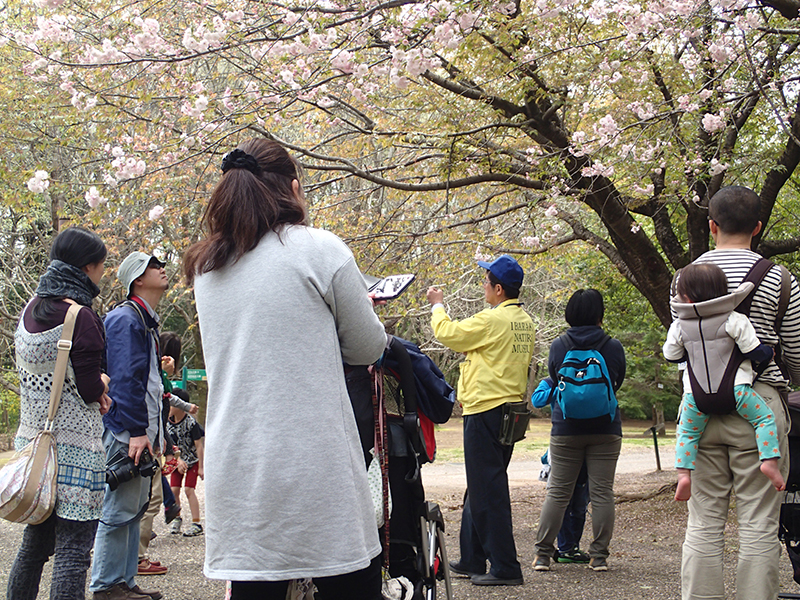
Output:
[170,516,182,534]
[165,504,181,525]
[183,522,204,537]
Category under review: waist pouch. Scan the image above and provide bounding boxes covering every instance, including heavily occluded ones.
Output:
[499,401,532,446]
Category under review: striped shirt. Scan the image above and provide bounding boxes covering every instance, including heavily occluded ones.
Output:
[692,249,800,390]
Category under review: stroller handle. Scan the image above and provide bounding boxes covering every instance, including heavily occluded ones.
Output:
[388,336,419,413]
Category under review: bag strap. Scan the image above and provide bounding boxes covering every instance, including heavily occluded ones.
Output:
[776,264,791,331]
[737,258,774,317]
[45,302,82,428]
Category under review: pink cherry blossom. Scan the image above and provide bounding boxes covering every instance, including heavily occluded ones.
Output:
[85,186,107,208]
[148,205,165,220]
[331,50,355,74]
[521,236,541,247]
[709,159,728,176]
[702,113,725,133]
[27,170,50,194]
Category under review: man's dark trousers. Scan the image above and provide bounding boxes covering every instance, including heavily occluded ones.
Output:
[459,405,522,579]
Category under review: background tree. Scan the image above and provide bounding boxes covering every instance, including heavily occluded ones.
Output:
[1,0,798,425]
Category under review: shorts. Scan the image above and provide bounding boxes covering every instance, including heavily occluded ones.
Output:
[170,462,199,489]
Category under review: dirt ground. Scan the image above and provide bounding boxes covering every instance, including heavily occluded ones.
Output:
[1,420,799,599]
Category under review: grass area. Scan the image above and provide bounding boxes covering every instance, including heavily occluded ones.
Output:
[432,418,675,463]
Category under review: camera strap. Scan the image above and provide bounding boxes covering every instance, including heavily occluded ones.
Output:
[100,474,154,528]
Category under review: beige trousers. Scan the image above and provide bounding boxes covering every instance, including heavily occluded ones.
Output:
[138,472,164,559]
[681,381,789,600]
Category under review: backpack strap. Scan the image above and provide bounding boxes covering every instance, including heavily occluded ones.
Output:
[735,258,792,381]
[776,264,791,331]
[595,334,612,353]
[736,257,774,317]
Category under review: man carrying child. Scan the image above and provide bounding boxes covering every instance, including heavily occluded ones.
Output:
[676,186,800,600]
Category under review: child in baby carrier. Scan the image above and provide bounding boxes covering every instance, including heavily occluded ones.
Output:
[664,262,785,501]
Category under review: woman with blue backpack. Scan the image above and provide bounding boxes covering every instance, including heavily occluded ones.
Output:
[532,288,626,573]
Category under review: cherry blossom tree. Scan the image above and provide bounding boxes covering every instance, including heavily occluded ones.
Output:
[1,0,799,335]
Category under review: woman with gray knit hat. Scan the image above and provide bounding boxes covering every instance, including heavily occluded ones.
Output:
[8,226,111,600]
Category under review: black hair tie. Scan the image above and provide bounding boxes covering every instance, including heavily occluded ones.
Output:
[221,149,261,175]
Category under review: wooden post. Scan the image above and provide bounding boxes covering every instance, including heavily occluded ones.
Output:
[651,426,661,471]
[652,403,666,436]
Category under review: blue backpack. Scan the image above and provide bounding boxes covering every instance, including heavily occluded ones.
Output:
[554,335,617,421]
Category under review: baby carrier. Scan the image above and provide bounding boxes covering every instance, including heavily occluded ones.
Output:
[670,257,791,415]
[670,281,755,415]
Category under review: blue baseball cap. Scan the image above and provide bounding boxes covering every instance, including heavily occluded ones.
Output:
[477,255,524,289]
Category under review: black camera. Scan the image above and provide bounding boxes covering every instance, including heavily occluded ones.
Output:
[106,447,159,491]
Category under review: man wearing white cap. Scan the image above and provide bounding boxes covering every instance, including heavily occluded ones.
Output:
[427,255,533,586]
[90,252,169,600]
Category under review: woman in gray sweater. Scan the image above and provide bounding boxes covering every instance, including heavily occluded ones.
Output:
[184,139,386,600]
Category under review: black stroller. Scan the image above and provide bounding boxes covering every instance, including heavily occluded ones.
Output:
[347,336,455,600]
[779,391,800,599]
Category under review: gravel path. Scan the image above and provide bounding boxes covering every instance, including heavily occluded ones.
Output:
[1,446,798,599]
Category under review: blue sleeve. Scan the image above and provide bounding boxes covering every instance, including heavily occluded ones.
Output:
[104,309,150,437]
[531,378,555,408]
[743,343,773,365]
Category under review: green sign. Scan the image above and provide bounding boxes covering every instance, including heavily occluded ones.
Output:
[179,367,207,387]
[185,369,207,381]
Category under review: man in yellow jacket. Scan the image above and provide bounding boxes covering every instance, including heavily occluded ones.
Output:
[427,255,533,586]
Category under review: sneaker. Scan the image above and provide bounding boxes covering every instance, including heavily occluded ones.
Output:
[92,583,150,600]
[164,503,181,524]
[170,516,182,534]
[557,549,590,564]
[137,558,168,576]
[183,522,204,537]
[533,555,551,571]
[589,557,608,571]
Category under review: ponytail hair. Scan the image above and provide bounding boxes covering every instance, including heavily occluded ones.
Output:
[183,139,307,285]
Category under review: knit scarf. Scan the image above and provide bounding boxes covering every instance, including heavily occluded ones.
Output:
[35,259,100,307]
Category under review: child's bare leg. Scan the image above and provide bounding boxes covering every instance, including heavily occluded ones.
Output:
[760,458,786,491]
[675,468,692,501]
[171,486,182,509]
[185,487,201,522]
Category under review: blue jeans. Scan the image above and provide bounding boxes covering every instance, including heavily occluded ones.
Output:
[89,429,152,592]
[459,406,522,579]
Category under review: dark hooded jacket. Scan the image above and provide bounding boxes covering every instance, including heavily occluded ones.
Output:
[547,325,626,436]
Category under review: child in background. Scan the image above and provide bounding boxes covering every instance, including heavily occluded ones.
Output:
[664,262,784,501]
[168,388,205,537]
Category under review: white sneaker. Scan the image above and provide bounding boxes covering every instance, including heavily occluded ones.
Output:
[170,516,182,534]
